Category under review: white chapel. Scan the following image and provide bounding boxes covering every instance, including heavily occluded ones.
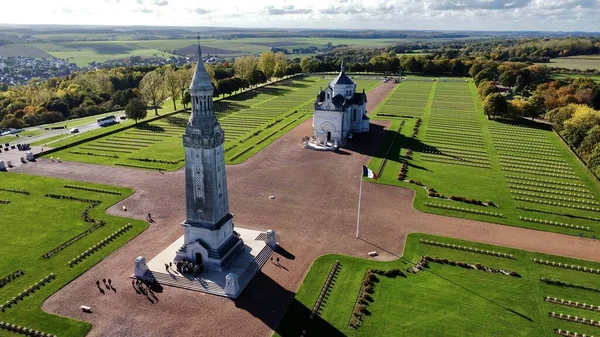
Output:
[312,62,369,147]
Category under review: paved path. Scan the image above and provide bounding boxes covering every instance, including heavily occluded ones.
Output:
[14,81,600,337]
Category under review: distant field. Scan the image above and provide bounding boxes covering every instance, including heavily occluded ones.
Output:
[537,56,600,71]
[551,73,600,83]
[0,44,53,58]
[6,37,450,66]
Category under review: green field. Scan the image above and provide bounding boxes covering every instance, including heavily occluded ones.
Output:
[3,37,447,66]
[44,76,380,170]
[551,73,600,83]
[275,233,600,337]
[0,172,146,337]
[537,56,600,71]
[368,78,600,237]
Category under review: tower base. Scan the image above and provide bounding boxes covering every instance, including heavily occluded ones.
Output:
[145,227,275,298]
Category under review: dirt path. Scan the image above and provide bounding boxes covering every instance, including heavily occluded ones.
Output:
[15,81,600,337]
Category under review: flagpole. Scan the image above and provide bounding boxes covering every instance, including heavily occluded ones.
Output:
[356,174,363,239]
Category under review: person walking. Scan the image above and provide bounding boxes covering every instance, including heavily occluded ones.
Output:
[276,257,280,265]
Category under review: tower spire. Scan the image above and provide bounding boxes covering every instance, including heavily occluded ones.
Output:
[341,59,345,73]
[197,32,202,61]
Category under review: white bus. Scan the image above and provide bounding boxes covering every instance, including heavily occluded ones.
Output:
[97,115,116,126]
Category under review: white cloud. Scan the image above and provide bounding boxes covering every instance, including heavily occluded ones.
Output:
[0,0,599,31]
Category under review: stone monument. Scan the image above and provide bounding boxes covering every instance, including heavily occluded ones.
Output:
[143,39,278,298]
[174,40,243,271]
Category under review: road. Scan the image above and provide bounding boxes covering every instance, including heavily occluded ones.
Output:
[1,113,125,148]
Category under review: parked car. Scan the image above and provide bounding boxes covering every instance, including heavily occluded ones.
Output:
[70,128,80,134]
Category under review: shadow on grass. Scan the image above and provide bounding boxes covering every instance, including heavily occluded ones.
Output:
[491,117,552,131]
[273,298,346,337]
[164,115,189,128]
[134,124,166,133]
[234,269,345,336]
[424,268,534,322]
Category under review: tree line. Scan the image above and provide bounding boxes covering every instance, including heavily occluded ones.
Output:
[0,51,297,129]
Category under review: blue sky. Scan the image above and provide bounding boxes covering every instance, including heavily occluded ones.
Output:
[1,0,599,31]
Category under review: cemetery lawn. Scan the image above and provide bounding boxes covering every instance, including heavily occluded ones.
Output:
[0,172,147,337]
[274,233,600,337]
[44,76,380,170]
[368,77,600,237]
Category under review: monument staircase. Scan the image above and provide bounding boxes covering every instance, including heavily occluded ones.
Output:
[235,244,274,293]
[150,243,274,298]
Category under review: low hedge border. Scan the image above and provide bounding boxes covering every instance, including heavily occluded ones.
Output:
[419,239,514,259]
[63,184,121,195]
[0,274,56,312]
[42,222,105,259]
[422,256,521,277]
[127,157,183,165]
[0,200,10,204]
[0,321,57,337]
[0,188,30,195]
[68,224,133,267]
[541,277,600,293]
[0,270,24,288]
[69,151,119,158]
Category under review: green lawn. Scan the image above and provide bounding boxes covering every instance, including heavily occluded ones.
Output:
[368,78,600,237]
[275,233,600,337]
[43,76,380,170]
[0,172,147,337]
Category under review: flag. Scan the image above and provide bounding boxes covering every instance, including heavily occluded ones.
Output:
[362,165,377,179]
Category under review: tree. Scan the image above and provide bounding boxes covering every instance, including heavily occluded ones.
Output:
[1,114,23,128]
[561,105,600,148]
[125,98,147,124]
[139,70,167,116]
[545,105,577,132]
[164,68,181,111]
[499,70,517,87]
[300,57,311,73]
[111,90,128,108]
[178,68,193,109]
[477,81,498,99]
[182,90,191,109]
[483,93,507,119]
[274,52,288,77]
[527,93,545,120]
[248,69,267,87]
[273,63,285,79]
[579,125,600,159]
[258,52,276,80]
[474,68,497,87]
[44,100,70,119]
[234,56,258,82]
